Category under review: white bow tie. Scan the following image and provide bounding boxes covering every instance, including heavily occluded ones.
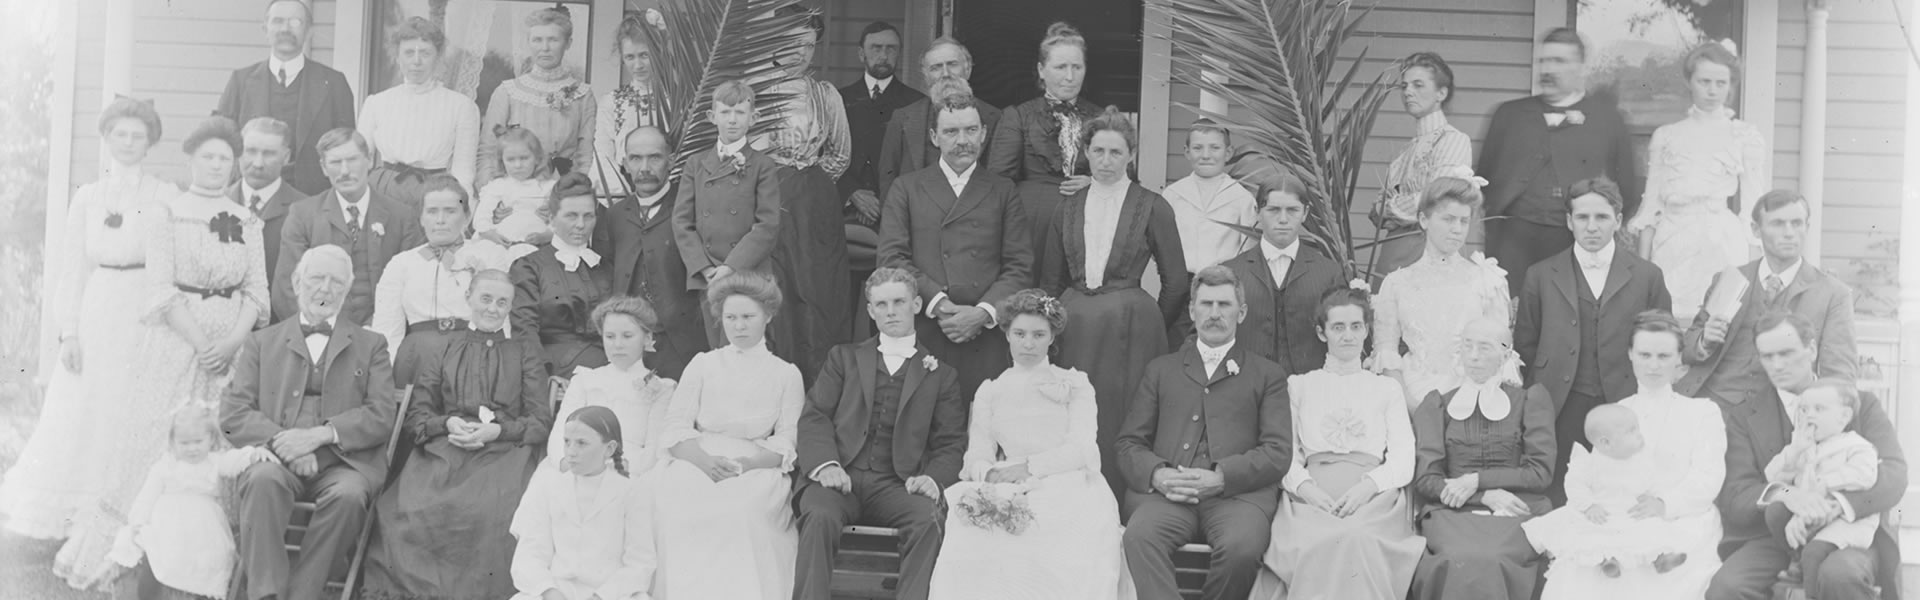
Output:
[878,339,917,360]
[1582,258,1610,271]
[553,244,602,272]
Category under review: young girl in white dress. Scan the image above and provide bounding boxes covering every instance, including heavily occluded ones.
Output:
[477,127,558,262]
[547,296,677,475]
[1524,404,1689,577]
[511,405,657,600]
[110,405,274,599]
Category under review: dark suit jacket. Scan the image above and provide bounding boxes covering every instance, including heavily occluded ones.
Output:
[272,190,425,324]
[1219,243,1343,376]
[876,164,1032,308]
[1113,341,1292,509]
[796,338,969,489]
[838,80,926,203]
[876,97,1003,199]
[671,147,782,288]
[221,318,399,485]
[1718,386,1904,599]
[215,60,356,196]
[1678,260,1856,401]
[607,186,707,379]
[1515,245,1672,407]
[1476,94,1640,221]
[229,181,307,299]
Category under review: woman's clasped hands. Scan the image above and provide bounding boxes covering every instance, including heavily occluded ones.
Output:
[445,415,503,450]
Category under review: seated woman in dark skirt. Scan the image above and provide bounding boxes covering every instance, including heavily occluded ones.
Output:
[1406,316,1555,600]
[511,172,613,378]
[361,269,552,599]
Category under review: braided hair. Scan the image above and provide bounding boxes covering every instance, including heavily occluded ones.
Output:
[567,405,627,476]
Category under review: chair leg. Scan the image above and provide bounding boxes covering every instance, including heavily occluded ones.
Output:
[337,506,378,600]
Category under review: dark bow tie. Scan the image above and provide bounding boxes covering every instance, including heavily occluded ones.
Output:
[302,322,333,337]
[1048,98,1077,115]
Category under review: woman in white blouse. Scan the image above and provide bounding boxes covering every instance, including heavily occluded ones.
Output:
[511,405,657,600]
[1371,177,1512,409]
[546,296,675,474]
[1536,311,1724,599]
[370,175,510,384]
[652,272,804,600]
[1255,286,1424,600]
[360,17,481,204]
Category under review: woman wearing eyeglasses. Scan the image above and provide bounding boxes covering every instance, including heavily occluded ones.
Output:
[1370,178,1514,410]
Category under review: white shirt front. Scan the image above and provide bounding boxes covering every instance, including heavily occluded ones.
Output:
[1779,389,1803,430]
[876,332,917,375]
[938,157,976,197]
[1759,257,1803,291]
[370,243,488,360]
[1082,179,1130,289]
[301,314,336,362]
[242,178,285,215]
[269,53,307,86]
[1197,338,1235,378]
[1575,240,1615,296]
[864,73,893,98]
[1163,173,1257,272]
[1260,237,1300,285]
[716,137,748,160]
[336,189,370,230]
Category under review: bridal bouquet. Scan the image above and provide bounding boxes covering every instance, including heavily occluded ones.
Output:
[955,482,1035,535]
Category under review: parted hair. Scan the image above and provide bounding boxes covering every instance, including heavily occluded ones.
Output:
[182,116,243,157]
[468,269,512,296]
[314,127,373,160]
[1541,27,1586,61]
[1752,189,1809,224]
[593,295,664,335]
[525,7,575,41]
[566,405,628,476]
[707,271,783,320]
[1002,288,1067,338]
[1038,22,1086,65]
[616,13,648,48]
[1188,265,1246,308]
[1567,176,1623,214]
[241,117,291,150]
[419,174,470,210]
[1401,52,1456,108]
[1253,170,1309,209]
[712,79,755,108]
[1418,176,1483,216]
[1316,285,1374,331]
[1684,41,1741,82]
[1081,106,1136,152]
[545,172,598,215]
[100,95,163,141]
[390,16,446,53]
[863,267,919,302]
[1631,310,1685,348]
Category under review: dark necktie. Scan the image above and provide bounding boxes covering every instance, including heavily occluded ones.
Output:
[250,194,264,215]
[346,205,362,239]
[301,321,333,337]
[1764,274,1785,304]
[871,84,882,100]
[278,68,290,88]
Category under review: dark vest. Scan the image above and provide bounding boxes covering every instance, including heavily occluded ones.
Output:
[851,363,906,472]
[267,74,303,140]
[1571,266,1603,397]
[1512,151,1566,225]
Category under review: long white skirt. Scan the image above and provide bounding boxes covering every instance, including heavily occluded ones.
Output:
[928,470,1133,600]
[652,459,796,600]
[1536,509,1721,600]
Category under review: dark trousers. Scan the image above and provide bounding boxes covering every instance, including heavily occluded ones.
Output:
[1486,218,1574,294]
[793,467,943,600]
[1121,491,1271,600]
[1763,502,1872,599]
[915,314,1011,401]
[236,461,373,600]
[1707,534,1879,600]
[1549,389,1607,506]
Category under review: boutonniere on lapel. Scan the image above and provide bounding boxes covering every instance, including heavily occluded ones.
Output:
[209,212,245,244]
[922,355,939,372]
[1225,359,1240,376]
[545,83,590,111]
[370,222,386,237]
[477,406,496,425]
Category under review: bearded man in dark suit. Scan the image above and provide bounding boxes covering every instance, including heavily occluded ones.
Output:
[839,20,926,228]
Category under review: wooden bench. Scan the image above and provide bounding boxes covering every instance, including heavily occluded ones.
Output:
[829,527,1213,600]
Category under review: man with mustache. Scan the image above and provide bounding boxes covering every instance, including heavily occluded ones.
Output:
[272,129,426,325]
[215,0,355,196]
[877,38,1003,200]
[1477,27,1638,294]
[231,117,305,290]
[604,126,707,378]
[876,93,1032,398]
[839,21,927,229]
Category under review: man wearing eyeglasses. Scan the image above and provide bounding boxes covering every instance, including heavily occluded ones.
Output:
[215,0,356,196]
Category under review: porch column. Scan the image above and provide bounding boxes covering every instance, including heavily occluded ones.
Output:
[1898,0,1920,539]
[1799,0,1829,265]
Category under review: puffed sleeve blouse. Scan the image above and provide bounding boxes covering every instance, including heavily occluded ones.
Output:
[1281,367,1418,494]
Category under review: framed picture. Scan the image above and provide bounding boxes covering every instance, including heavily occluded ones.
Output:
[1572,0,1747,137]
[368,0,596,114]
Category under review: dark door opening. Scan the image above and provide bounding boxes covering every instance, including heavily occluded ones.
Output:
[950,0,1144,112]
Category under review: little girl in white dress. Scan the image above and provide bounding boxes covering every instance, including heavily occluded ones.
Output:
[1524,404,1689,577]
[110,405,274,599]
[476,127,558,262]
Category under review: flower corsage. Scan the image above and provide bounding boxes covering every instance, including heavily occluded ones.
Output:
[955,482,1036,535]
[1225,359,1240,376]
[545,83,590,111]
[922,355,940,372]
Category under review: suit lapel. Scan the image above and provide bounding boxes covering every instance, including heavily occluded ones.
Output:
[923,167,958,216]
[320,323,355,375]
[321,193,351,238]
[856,340,880,416]
[1778,263,1821,307]
[1279,245,1318,290]
[899,348,927,415]
[293,70,327,161]
[1181,344,1210,387]
[1238,250,1279,293]
[263,185,300,222]
[283,319,313,365]
[942,167,987,226]
[1598,246,1633,307]
[1549,251,1578,308]
[1102,186,1145,276]
[367,195,403,265]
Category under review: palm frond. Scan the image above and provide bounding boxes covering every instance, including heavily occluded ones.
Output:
[634,0,813,180]
[1154,0,1396,276]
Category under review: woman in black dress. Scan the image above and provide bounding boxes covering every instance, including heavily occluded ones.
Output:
[987,21,1103,271]
[510,172,612,378]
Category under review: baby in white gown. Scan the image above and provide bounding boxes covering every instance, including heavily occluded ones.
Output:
[476,128,557,262]
[1524,405,1689,576]
[110,405,275,598]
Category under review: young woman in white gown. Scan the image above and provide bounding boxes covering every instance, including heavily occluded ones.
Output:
[652,273,804,599]
[545,296,676,475]
[928,289,1131,600]
[1371,177,1513,408]
[0,97,178,541]
[1627,42,1767,324]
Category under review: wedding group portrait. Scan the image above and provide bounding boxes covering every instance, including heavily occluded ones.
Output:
[0,0,1916,600]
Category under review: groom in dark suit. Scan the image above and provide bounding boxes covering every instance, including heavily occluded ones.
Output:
[231,117,307,294]
[223,245,398,600]
[272,129,425,325]
[1478,27,1639,293]
[876,93,1032,398]
[876,39,1003,199]
[1117,266,1292,600]
[1707,312,1904,600]
[605,126,707,378]
[793,268,969,600]
[1513,177,1671,503]
[215,0,355,196]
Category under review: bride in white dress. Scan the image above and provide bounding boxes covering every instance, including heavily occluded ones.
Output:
[1627,42,1767,324]
[928,290,1131,600]
[1372,176,1513,408]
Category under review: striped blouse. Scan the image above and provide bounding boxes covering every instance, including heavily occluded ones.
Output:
[1379,110,1473,226]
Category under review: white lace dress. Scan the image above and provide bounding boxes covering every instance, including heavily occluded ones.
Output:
[1640,106,1767,323]
[1371,251,1512,409]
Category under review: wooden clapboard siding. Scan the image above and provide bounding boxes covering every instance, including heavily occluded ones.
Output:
[68,0,338,187]
[1772,0,1911,318]
[1161,0,1537,269]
